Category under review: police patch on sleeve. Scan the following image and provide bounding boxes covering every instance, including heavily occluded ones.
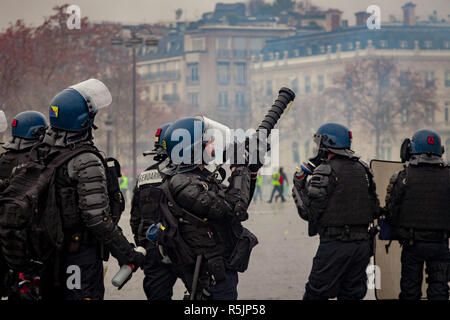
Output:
[137,169,163,187]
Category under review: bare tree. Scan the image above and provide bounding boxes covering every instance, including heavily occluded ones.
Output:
[328,57,437,158]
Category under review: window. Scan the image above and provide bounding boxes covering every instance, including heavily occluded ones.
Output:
[379,70,390,89]
[345,75,352,89]
[191,37,205,51]
[347,42,353,50]
[445,102,449,124]
[380,40,388,48]
[217,62,230,85]
[445,71,450,87]
[172,83,177,95]
[216,37,230,58]
[218,92,229,107]
[250,38,264,55]
[400,40,408,49]
[234,62,246,85]
[291,78,298,93]
[401,105,409,123]
[425,71,435,88]
[154,85,159,101]
[188,92,199,107]
[217,37,230,50]
[266,80,273,96]
[142,86,150,101]
[318,75,324,92]
[424,40,432,49]
[425,105,435,123]
[187,63,199,84]
[399,71,409,87]
[292,141,300,164]
[161,84,166,95]
[233,37,247,58]
[305,75,311,93]
[235,92,245,108]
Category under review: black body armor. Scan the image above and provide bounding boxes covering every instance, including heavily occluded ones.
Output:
[319,157,374,227]
[130,162,164,246]
[392,164,450,231]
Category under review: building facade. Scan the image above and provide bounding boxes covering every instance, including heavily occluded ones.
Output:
[250,24,450,173]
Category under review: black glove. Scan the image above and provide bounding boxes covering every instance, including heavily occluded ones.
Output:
[130,250,145,271]
[225,141,248,169]
[293,171,307,190]
[247,135,271,173]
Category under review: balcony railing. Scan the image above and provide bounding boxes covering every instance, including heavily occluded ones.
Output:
[217,49,231,59]
[162,93,180,102]
[142,71,181,82]
[186,77,200,86]
[233,50,248,59]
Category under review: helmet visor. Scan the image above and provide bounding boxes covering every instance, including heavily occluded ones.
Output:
[310,133,323,159]
[0,111,7,133]
[70,79,112,110]
[196,116,232,164]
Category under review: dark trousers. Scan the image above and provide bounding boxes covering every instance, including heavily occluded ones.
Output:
[180,267,239,300]
[41,244,105,300]
[143,246,179,300]
[400,241,450,300]
[0,255,7,298]
[304,240,371,300]
[269,185,285,202]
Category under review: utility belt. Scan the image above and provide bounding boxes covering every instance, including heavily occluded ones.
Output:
[395,227,449,245]
[319,225,369,242]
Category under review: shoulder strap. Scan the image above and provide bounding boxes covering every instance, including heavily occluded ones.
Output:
[47,145,102,170]
[160,179,206,225]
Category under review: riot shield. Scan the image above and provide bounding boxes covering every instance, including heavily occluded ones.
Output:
[370,160,427,300]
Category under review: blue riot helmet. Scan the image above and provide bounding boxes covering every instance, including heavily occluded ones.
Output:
[162,116,231,168]
[143,122,172,160]
[0,111,7,134]
[154,123,172,150]
[49,79,112,132]
[310,122,354,161]
[410,129,444,156]
[315,122,352,149]
[11,111,48,139]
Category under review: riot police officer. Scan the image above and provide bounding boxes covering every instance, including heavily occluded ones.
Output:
[157,116,259,300]
[36,79,145,300]
[129,123,179,300]
[385,129,450,300]
[0,111,47,298]
[0,111,47,184]
[292,123,379,300]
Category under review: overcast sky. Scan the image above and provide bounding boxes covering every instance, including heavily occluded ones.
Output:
[0,0,449,30]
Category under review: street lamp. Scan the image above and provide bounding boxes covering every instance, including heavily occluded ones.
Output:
[105,114,113,156]
[111,25,159,186]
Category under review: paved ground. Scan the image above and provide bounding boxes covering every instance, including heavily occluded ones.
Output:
[104,194,376,300]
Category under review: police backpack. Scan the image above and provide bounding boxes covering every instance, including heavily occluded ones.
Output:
[0,144,124,271]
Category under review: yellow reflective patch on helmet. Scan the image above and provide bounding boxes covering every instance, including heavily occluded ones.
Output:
[162,139,167,150]
[50,106,59,118]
